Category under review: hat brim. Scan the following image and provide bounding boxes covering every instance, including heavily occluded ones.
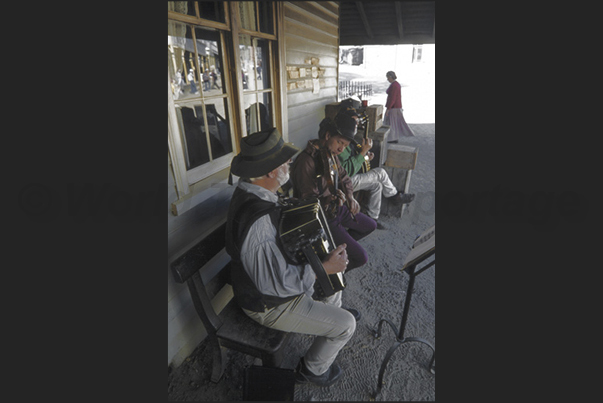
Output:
[230,142,300,178]
[337,129,358,144]
[329,126,358,145]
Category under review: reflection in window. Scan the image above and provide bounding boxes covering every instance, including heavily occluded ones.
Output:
[239,36,271,91]
[198,1,225,23]
[239,35,254,91]
[238,2,274,34]
[261,92,273,125]
[239,2,256,31]
[178,105,209,169]
[258,2,274,34]
[204,99,233,160]
[168,21,199,101]
[239,32,275,137]
[195,28,225,96]
[168,1,197,18]
[255,39,270,90]
[177,100,233,170]
[244,94,272,135]
[169,21,233,171]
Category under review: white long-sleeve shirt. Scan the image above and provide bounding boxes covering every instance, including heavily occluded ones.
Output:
[237,180,316,298]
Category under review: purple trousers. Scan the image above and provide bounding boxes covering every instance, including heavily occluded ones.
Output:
[327,205,377,271]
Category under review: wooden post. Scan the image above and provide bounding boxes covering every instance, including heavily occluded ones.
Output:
[381,166,412,217]
[380,143,419,217]
[367,125,389,167]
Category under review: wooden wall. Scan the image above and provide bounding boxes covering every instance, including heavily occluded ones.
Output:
[167,152,234,368]
[283,1,340,148]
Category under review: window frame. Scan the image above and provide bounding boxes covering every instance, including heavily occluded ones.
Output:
[239,36,276,137]
[168,16,234,199]
[168,2,280,209]
[168,2,230,31]
[172,26,235,183]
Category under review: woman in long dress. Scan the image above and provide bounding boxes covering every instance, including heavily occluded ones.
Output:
[384,70,414,142]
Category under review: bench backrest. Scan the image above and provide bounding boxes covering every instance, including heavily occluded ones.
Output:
[170,222,231,334]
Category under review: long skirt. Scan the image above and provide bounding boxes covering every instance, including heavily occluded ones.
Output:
[384,108,414,141]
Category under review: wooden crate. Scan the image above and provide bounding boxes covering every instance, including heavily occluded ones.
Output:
[368,125,389,142]
[384,144,418,170]
[325,102,341,120]
[367,126,389,167]
[325,103,382,130]
[365,104,383,133]
[380,166,413,217]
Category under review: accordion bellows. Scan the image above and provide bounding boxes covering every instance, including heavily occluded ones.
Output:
[278,198,345,298]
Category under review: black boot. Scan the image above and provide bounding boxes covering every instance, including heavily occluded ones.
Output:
[295,357,343,387]
[390,192,415,206]
[374,220,387,230]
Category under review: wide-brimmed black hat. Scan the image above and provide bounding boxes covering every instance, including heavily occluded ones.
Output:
[334,113,358,143]
[229,128,300,182]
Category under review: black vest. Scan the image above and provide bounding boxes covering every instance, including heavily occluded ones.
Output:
[225,186,301,312]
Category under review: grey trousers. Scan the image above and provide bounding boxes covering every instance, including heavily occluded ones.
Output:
[243,291,356,375]
[351,167,398,219]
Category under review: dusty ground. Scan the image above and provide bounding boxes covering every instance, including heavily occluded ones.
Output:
[167,122,435,401]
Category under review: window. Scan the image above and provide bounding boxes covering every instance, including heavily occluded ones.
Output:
[240,36,275,135]
[168,1,226,23]
[168,21,233,183]
[168,1,279,204]
[412,44,423,63]
[168,1,197,18]
[198,1,226,23]
[238,1,275,34]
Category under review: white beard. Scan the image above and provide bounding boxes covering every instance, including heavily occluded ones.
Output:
[276,167,290,186]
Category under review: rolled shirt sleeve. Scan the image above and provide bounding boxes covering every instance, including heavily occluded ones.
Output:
[240,213,315,298]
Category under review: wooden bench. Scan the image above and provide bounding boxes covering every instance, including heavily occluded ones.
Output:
[170,221,292,383]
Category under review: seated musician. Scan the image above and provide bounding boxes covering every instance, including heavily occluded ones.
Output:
[290,113,377,275]
[335,108,415,230]
[225,128,356,387]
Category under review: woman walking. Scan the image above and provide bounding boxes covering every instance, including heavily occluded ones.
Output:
[384,70,414,142]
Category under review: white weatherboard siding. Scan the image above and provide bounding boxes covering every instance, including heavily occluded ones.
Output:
[283,1,339,148]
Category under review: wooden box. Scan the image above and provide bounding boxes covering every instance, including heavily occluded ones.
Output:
[365,104,383,133]
[384,144,418,170]
[380,166,413,217]
[325,102,341,121]
[367,126,389,167]
[368,125,389,142]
